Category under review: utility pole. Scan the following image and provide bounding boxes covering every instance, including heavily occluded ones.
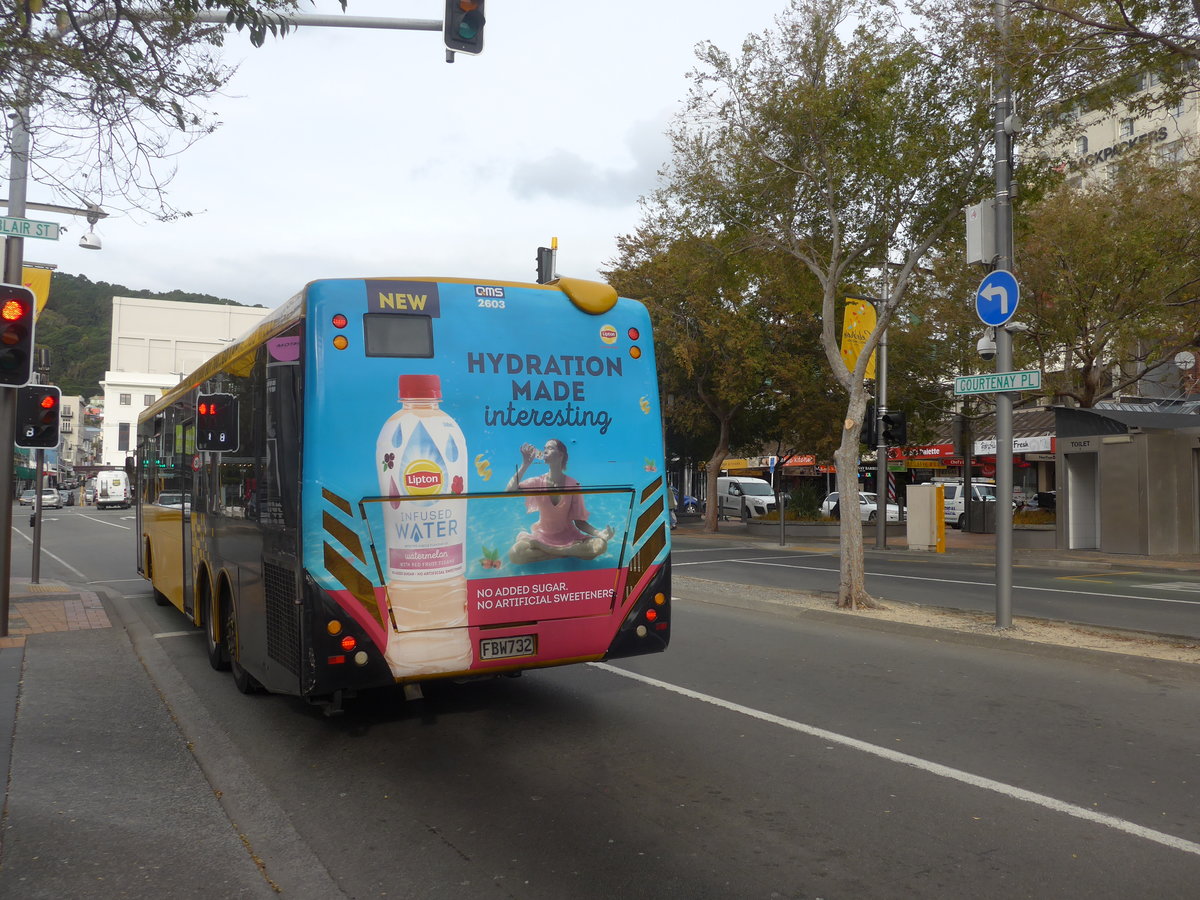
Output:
[993,0,1016,629]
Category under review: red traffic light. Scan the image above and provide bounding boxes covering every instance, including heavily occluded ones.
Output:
[2,298,29,321]
[40,393,56,409]
[0,283,36,386]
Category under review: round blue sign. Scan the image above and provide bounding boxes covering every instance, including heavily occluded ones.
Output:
[975,270,1020,327]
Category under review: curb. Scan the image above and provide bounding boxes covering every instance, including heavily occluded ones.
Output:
[98,586,349,900]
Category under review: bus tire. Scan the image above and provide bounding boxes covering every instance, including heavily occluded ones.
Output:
[203,575,229,671]
[144,543,169,607]
[223,585,263,695]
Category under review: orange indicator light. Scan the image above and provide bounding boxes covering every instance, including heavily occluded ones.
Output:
[332,335,349,350]
[629,346,642,359]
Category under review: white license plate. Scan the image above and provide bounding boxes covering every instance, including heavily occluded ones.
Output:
[479,634,537,661]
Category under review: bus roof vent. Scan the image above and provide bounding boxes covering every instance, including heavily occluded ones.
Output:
[554,277,618,315]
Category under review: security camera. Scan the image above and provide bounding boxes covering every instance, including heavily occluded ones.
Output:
[1004,321,1030,334]
[977,331,997,361]
[79,231,101,250]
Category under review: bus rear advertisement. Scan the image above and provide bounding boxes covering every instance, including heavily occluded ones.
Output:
[136,276,670,709]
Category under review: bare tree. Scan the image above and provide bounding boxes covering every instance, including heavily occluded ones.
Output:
[1,1,344,217]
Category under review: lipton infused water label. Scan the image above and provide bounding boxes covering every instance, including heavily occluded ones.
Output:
[377,409,467,582]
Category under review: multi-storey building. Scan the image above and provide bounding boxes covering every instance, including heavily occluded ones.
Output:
[99,297,271,466]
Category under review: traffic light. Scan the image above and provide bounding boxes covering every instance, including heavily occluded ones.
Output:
[444,0,485,55]
[860,401,876,447]
[536,246,555,284]
[882,410,907,445]
[0,283,37,386]
[15,385,61,448]
[196,392,239,452]
[951,412,972,457]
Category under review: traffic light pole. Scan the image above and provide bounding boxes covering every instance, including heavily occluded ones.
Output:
[31,448,43,584]
[874,322,889,550]
[0,108,30,637]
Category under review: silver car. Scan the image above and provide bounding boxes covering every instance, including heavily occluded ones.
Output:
[820,491,900,522]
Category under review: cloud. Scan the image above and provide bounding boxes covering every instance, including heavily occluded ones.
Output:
[510,117,672,208]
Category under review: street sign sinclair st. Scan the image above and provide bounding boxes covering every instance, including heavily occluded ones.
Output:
[954,370,1042,395]
[975,269,1019,327]
[0,216,60,241]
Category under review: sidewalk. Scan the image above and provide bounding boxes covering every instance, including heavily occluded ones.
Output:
[0,581,287,899]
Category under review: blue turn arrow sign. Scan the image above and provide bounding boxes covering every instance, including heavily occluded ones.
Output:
[975,269,1019,327]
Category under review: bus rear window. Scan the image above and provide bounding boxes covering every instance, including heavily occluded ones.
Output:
[363,314,434,358]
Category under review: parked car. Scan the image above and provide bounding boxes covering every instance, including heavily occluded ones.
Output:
[84,487,95,504]
[821,491,900,522]
[714,476,777,519]
[670,487,701,517]
[39,489,62,509]
[18,489,36,506]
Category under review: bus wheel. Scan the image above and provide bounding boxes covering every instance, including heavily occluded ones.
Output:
[224,589,262,695]
[205,584,229,672]
[144,545,169,607]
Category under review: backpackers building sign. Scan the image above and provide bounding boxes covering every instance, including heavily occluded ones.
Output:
[1079,126,1168,167]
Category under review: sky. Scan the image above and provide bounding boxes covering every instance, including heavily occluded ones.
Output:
[15,0,791,309]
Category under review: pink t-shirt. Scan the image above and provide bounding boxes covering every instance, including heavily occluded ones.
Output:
[519,474,590,547]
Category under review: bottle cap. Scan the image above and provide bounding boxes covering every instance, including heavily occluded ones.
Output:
[398,374,441,400]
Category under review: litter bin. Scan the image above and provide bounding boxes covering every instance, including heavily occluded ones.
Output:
[965,500,996,533]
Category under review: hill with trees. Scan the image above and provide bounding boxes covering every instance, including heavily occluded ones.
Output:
[34,272,257,399]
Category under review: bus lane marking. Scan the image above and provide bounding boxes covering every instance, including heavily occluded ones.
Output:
[592,662,1200,858]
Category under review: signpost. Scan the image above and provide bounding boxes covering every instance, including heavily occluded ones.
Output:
[954,369,1041,395]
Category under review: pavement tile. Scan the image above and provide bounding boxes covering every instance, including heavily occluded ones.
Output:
[0,583,111,649]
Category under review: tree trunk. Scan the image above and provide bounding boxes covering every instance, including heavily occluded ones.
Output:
[834,396,881,610]
[702,415,733,533]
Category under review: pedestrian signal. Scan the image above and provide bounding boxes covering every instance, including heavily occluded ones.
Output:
[444,0,485,54]
[15,385,61,448]
[882,410,907,446]
[0,283,37,387]
[196,392,238,452]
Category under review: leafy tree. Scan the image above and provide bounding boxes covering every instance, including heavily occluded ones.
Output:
[653,0,994,607]
[1014,159,1200,405]
[1,1,345,216]
[607,226,817,532]
[1010,1,1200,65]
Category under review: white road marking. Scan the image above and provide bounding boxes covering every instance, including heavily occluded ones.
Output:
[75,513,132,530]
[8,527,89,580]
[593,663,1200,857]
[680,554,1200,607]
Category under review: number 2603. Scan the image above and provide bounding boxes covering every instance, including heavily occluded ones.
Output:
[477,298,505,309]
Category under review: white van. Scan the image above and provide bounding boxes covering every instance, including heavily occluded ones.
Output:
[715,476,777,519]
[95,470,132,510]
[933,478,998,529]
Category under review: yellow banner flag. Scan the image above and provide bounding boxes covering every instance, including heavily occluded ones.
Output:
[839,297,877,380]
[22,266,52,320]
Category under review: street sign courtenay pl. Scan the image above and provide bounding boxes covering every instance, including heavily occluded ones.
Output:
[0,216,60,241]
[954,370,1042,395]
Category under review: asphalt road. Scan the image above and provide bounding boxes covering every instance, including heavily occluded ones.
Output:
[12,506,1200,897]
[672,534,1200,638]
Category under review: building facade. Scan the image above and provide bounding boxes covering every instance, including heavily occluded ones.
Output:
[99,297,271,466]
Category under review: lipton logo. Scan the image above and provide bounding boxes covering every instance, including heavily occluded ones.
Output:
[403,460,443,495]
[599,324,618,345]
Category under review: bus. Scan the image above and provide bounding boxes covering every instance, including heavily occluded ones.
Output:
[135,276,671,711]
